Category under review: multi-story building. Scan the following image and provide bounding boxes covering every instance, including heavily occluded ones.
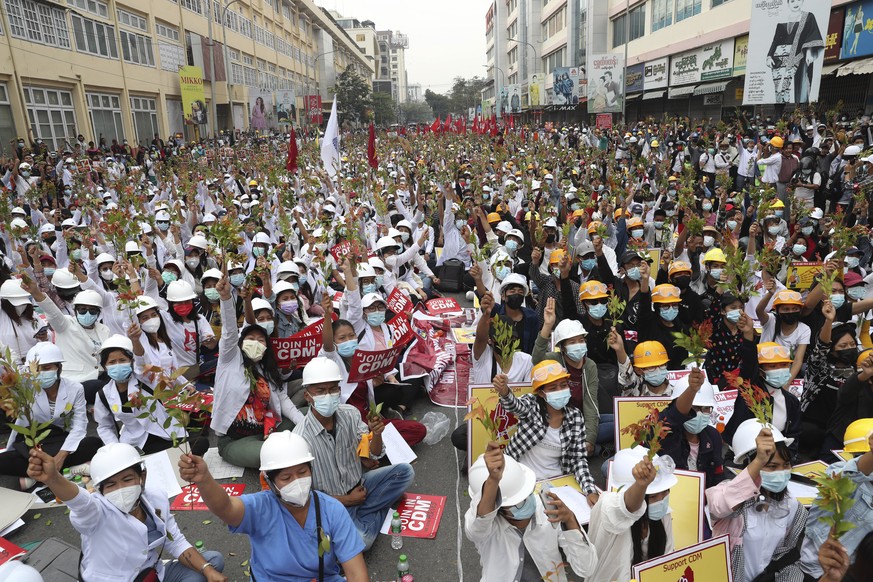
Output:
[334,15,379,82]
[406,83,421,102]
[377,29,408,104]
[0,0,373,150]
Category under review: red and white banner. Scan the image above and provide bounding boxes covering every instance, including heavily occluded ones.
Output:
[306,95,323,125]
[329,240,353,263]
[171,483,245,511]
[380,493,447,539]
[270,315,336,368]
[425,297,462,316]
[386,312,415,346]
[347,343,409,383]
[386,287,414,314]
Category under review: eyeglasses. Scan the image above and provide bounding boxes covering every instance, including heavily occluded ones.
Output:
[692,405,714,414]
[758,345,790,360]
[75,307,100,315]
[307,385,341,396]
[363,305,386,314]
[532,362,566,382]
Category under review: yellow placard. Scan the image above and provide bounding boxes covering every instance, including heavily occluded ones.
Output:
[613,397,672,449]
[179,66,207,125]
[452,327,476,344]
[832,449,854,462]
[786,261,823,291]
[792,460,830,479]
[534,474,581,494]
[644,248,661,268]
[632,535,732,582]
[467,383,533,466]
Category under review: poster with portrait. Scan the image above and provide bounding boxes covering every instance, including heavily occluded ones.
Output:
[248,88,274,132]
[587,54,624,113]
[307,95,323,125]
[179,66,207,125]
[277,90,296,124]
[505,84,522,113]
[527,74,544,107]
[744,0,830,105]
[841,1,873,59]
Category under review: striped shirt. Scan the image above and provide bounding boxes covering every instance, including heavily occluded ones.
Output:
[293,405,368,496]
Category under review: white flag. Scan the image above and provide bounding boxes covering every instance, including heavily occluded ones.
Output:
[320,98,340,178]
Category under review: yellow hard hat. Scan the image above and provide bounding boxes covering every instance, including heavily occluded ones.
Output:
[770,199,785,209]
[633,341,669,368]
[703,248,727,263]
[651,140,659,148]
[572,209,586,218]
[524,211,540,222]
[844,418,873,453]
[769,136,784,149]
[248,179,258,186]
[627,217,644,229]
[667,175,679,182]
[614,208,630,220]
[858,348,873,368]
[487,212,501,224]
[772,290,803,308]
[531,360,571,391]
[757,342,792,365]
[651,284,682,304]
[549,248,567,265]
[578,280,609,301]
[587,220,603,234]
[668,260,692,277]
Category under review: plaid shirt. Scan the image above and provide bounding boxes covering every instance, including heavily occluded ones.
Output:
[499,392,597,495]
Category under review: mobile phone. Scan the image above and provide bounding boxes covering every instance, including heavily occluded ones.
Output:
[539,483,559,529]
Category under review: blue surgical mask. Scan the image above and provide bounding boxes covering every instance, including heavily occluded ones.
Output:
[660,306,679,321]
[363,283,378,295]
[157,221,170,232]
[564,343,588,362]
[626,266,641,281]
[643,367,668,386]
[71,249,82,261]
[775,210,784,218]
[709,267,723,280]
[653,221,664,230]
[801,226,814,236]
[849,286,867,300]
[257,320,275,335]
[581,258,597,271]
[311,393,340,417]
[38,370,58,389]
[253,247,266,257]
[631,229,644,239]
[204,288,220,302]
[725,309,742,323]
[588,303,607,319]
[764,368,791,389]
[367,311,386,326]
[230,273,246,287]
[647,496,670,521]
[702,202,713,211]
[830,293,846,309]
[760,469,791,493]
[846,256,860,269]
[337,339,358,357]
[106,363,133,382]
[683,412,710,434]
[375,275,384,288]
[44,267,56,277]
[161,271,178,285]
[77,312,98,327]
[299,273,308,285]
[494,266,511,281]
[544,388,571,410]
[726,220,738,231]
[506,494,537,520]
[505,240,519,254]
[792,244,807,256]
[455,219,466,230]
[768,226,780,236]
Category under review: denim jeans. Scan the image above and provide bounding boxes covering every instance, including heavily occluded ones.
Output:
[163,550,225,582]
[347,463,415,550]
[596,414,615,445]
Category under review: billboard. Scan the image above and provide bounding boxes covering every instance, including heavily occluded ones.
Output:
[744,0,829,105]
[626,63,645,93]
[587,54,623,113]
[248,88,273,131]
[306,95,323,125]
[527,74,544,107]
[841,2,869,59]
[179,66,207,125]
[277,90,296,123]
[644,57,669,89]
[505,84,522,113]
[670,39,734,86]
[733,35,749,75]
[825,8,845,63]
[551,67,583,106]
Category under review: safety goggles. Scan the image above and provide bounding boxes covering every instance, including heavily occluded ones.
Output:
[582,283,608,296]
[653,286,681,301]
[532,362,566,383]
[758,344,790,360]
[75,307,100,315]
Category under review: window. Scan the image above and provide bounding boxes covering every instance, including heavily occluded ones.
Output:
[507,20,517,40]
[67,0,108,18]
[242,54,253,65]
[228,48,240,61]
[231,62,244,84]
[612,5,645,47]
[156,21,179,41]
[159,41,185,71]
[120,30,155,66]
[712,0,732,5]
[508,0,518,13]
[0,84,14,150]
[87,92,123,144]
[117,9,147,31]
[356,34,365,41]
[130,97,158,144]
[544,47,564,71]
[675,0,702,22]
[24,86,77,150]
[71,14,118,58]
[542,6,566,41]
[508,46,518,66]
[244,66,257,86]
[182,0,202,15]
[651,0,673,32]
[7,0,70,48]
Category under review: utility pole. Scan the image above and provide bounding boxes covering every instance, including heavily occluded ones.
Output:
[206,0,218,141]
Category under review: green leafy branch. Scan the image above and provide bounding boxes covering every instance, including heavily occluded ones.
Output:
[812,472,858,540]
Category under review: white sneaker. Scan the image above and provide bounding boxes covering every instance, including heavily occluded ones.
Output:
[68,463,90,477]
[466,291,474,301]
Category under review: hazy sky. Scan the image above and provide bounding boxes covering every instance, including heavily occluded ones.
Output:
[320,0,490,94]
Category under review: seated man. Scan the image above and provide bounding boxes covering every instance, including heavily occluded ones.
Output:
[293,357,414,550]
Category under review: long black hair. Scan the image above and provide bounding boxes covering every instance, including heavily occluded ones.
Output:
[850,531,873,580]
[239,325,282,389]
[142,311,173,351]
[631,511,668,565]
[0,299,34,325]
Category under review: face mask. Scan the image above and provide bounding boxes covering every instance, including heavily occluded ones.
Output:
[545,233,557,244]
[570,203,581,211]
[204,288,220,302]
[337,339,358,357]
[588,303,607,319]
[565,343,588,362]
[38,370,58,389]
[672,276,691,290]
[157,221,170,232]
[276,476,311,506]
[647,496,670,521]
[20,171,30,178]
[709,267,723,280]
[494,266,510,281]
[290,282,300,292]
[506,494,537,520]
[363,283,378,295]
[801,226,814,236]
[768,226,780,236]
[400,232,410,243]
[299,273,308,286]
[703,236,715,248]
[161,271,177,285]
[775,210,784,218]
[278,300,298,315]
[230,273,246,287]
[846,256,861,269]
[544,388,571,410]
[77,312,99,327]
[257,320,275,335]
[763,368,791,389]
[667,189,677,196]
[702,202,713,211]
[505,294,525,310]
[725,309,742,323]
[626,266,641,281]
[830,293,846,309]
[760,469,791,493]
[581,258,597,271]
[140,318,161,333]
[653,221,664,230]
[71,249,82,261]
[631,228,644,239]
[505,240,519,254]
[643,367,668,386]
[779,311,800,325]
[660,306,679,321]
[100,269,115,282]
[242,339,267,361]
[106,363,133,382]
[14,304,29,316]
[104,484,142,514]
[792,244,807,256]
[455,219,466,230]
[173,303,193,318]
[727,220,738,231]
[549,266,561,279]
[367,311,386,326]
[375,275,384,288]
[311,393,340,417]
[833,347,860,365]
[684,412,710,434]
[253,247,266,257]
[185,258,200,270]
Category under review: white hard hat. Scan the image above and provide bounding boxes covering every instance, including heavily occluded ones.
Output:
[397,220,413,231]
[276,261,297,276]
[0,560,44,582]
[202,213,217,224]
[253,232,271,245]
[553,319,587,345]
[531,180,542,190]
[499,273,529,295]
[124,241,141,254]
[544,173,554,180]
[38,223,55,235]
[11,206,26,216]
[155,210,171,221]
[301,356,343,386]
[357,264,377,279]
[0,279,31,305]
[495,221,512,234]
[166,280,196,302]
[810,207,824,220]
[51,268,79,289]
[89,442,143,486]
[387,228,403,239]
[100,334,133,354]
[376,236,401,253]
[187,235,208,250]
[845,145,863,156]
[139,222,153,235]
[731,419,793,464]
[26,342,65,365]
[368,257,386,271]
[610,446,678,494]
[251,297,273,313]
[488,250,512,267]
[273,281,296,296]
[64,157,74,164]
[134,295,159,316]
[506,229,525,241]
[361,292,387,309]
[259,431,315,471]
[19,162,31,170]
[468,452,535,506]
[201,268,222,282]
[61,218,78,228]
[95,252,116,266]
[10,218,28,231]
[670,376,717,408]
[73,290,103,308]
[544,217,558,229]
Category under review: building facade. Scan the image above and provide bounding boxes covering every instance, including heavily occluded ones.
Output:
[0,0,373,152]
[377,29,408,104]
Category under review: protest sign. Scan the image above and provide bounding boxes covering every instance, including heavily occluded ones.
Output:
[386,287,414,314]
[347,343,409,383]
[467,382,534,465]
[379,493,446,539]
[711,389,738,433]
[426,297,462,315]
[272,334,321,368]
[632,535,732,582]
[613,397,672,450]
[786,261,822,290]
[329,240,353,263]
[171,483,245,511]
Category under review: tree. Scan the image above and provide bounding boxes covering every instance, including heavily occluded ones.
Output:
[424,89,452,120]
[400,101,434,124]
[329,66,371,124]
[449,76,487,114]
[371,92,396,125]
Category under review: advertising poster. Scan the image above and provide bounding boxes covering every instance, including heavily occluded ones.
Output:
[670,48,702,86]
[528,74,544,107]
[248,88,273,131]
[613,397,672,450]
[179,66,207,125]
[700,39,735,80]
[632,535,733,582]
[744,0,830,105]
[644,57,669,89]
[277,89,296,123]
[467,383,533,465]
[551,67,582,106]
[841,1,872,59]
[825,8,846,63]
[626,63,645,93]
[505,84,522,113]
[306,95,323,125]
[786,261,823,290]
[587,54,624,113]
[733,35,749,75]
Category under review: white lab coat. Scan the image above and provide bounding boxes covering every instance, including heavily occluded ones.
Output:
[36,296,111,382]
[93,378,186,447]
[0,310,41,365]
[6,377,87,452]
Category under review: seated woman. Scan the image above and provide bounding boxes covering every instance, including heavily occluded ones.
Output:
[707,420,806,582]
[28,443,225,581]
[0,342,101,489]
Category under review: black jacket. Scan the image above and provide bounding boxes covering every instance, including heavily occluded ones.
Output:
[658,402,726,488]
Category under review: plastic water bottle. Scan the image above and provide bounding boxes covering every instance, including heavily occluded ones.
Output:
[391,511,403,550]
[397,554,410,580]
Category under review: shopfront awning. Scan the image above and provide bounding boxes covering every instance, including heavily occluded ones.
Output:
[837,57,873,77]
[822,63,841,76]
[626,93,642,101]
[693,80,729,96]
[642,90,666,101]
[668,86,696,99]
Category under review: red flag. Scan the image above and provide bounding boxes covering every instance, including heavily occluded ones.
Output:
[430,117,441,133]
[509,115,515,130]
[367,122,378,169]
[286,127,298,173]
[472,115,480,134]
[456,117,465,134]
[443,113,452,132]
[490,116,498,137]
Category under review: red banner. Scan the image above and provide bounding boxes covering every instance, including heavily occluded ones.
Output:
[330,240,352,263]
[596,113,613,129]
[270,315,337,368]
[387,493,447,539]
[425,297,462,315]
[386,287,414,314]
[386,312,415,346]
[171,483,245,511]
[347,343,409,383]
[306,95,323,125]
